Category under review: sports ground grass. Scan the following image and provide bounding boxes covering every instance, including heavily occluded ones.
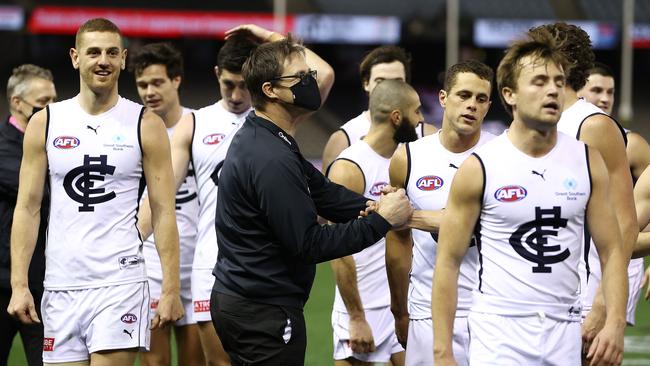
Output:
[9,261,650,365]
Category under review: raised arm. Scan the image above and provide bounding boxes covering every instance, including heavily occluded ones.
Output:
[385,144,413,346]
[583,147,627,366]
[225,24,334,106]
[327,159,376,354]
[432,155,483,365]
[7,109,48,324]
[137,112,193,240]
[140,110,183,329]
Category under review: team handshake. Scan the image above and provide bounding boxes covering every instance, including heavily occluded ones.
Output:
[362,186,413,229]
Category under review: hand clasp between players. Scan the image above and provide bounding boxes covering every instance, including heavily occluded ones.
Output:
[150,291,184,329]
[373,188,413,228]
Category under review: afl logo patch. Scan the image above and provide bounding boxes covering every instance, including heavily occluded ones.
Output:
[203,133,225,145]
[416,175,444,191]
[121,313,137,324]
[53,136,80,149]
[495,185,527,202]
[369,182,389,196]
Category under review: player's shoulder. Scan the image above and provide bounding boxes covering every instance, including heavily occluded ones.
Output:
[473,131,507,157]
[409,130,440,151]
[337,139,370,159]
[47,96,79,113]
[117,96,146,114]
[340,112,368,130]
[477,130,497,145]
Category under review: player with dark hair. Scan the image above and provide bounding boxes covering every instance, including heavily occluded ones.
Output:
[432,27,627,366]
[578,61,650,329]
[386,59,494,366]
[321,45,435,172]
[8,18,183,365]
[130,42,203,366]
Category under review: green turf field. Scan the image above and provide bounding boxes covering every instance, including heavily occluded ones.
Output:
[8,262,650,365]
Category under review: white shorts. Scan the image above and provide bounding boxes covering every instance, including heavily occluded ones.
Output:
[627,258,644,325]
[149,265,195,326]
[468,311,580,365]
[405,317,469,366]
[42,282,150,363]
[191,268,214,322]
[332,307,404,363]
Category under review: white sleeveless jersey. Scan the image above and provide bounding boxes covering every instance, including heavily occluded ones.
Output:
[472,132,590,321]
[191,101,251,270]
[332,140,391,311]
[557,98,622,312]
[406,130,494,319]
[557,98,607,139]
[143,107,198,282]
[45,96,146,290]
[339,111,425,146]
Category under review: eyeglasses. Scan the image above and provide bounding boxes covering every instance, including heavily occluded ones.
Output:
[270,69,317,85]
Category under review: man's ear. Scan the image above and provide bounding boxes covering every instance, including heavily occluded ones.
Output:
[389,109,401,127]
[70,48,80,70]
[439,89,448,108]
[121,49,127,70]
[262,81,277,100]
[502,86,516,108]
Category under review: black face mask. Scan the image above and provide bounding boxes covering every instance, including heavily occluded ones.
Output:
[21,99,43,120]
[393,116,419,143]
[28,106,44,120]
[289,74,321,111]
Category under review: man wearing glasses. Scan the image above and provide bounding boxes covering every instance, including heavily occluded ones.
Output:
[211,25,413,365]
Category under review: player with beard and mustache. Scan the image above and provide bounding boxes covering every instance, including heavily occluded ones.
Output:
[326,79,421,366]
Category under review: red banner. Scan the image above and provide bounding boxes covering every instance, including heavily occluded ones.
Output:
[28,6,294,38]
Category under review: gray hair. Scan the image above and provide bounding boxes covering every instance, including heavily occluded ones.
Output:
[6,64,54,102]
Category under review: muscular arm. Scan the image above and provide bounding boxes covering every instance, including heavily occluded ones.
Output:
[321,130,350,174]
[327,159,366,317]
[137,112,193,240]
[327,158,377,353]
[432,156,483,362]
[385,145,412,333]
[626,132,650,181]
[584,147,627,365]
[579,115,637,259]
[140,110,183,328]
[8,109,48,324]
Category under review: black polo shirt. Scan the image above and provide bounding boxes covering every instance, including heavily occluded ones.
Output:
[213,112,392,309]
[0,116,47,293]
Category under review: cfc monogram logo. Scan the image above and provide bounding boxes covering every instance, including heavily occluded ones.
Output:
[63,155,117,212]
[509,206,569,273]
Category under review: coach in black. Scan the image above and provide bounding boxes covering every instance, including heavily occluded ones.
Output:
[211,26,413,365]
[1,65,56,366]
